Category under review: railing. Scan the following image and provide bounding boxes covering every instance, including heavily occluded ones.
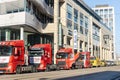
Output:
[33,0,53,16]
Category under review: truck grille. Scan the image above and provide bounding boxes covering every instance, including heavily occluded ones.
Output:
[0,63,8,68]
[57,61,66,65]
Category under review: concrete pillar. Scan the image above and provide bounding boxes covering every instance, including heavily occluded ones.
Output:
[5,29,10,41]
[78,40,80,52]
[0,30,2,41]
[20,27,24,40]
[64,35,67,47]
[83,41,85,52]
[53,0,59,64]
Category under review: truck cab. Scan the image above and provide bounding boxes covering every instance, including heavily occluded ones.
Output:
[56,48,81,69]
[80,52,91,68]
[0,40,25,73]
[29,44,56,71]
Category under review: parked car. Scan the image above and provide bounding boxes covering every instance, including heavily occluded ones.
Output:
[90,56,101,67]
[105,61,116,66]
[100,60,106,67]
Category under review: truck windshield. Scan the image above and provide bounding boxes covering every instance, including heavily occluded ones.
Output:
[29,50,44,56]
[56,53,68,59]
[0,46,12,56]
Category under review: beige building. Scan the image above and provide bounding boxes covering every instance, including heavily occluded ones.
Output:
[0,0,114,63]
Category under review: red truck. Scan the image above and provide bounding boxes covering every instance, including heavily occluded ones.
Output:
[29,44,57,71]
[80,52,91,68]
[56,48,83,69]
[0,40,56,74]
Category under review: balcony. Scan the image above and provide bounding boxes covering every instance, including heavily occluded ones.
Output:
[0,12,43,33]
[31,0,54,16]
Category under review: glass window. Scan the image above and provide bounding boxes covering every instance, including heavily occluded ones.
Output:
[85,16,88,28]
[104,9,108,14]
[80,13,84,27]
[80,26,83,34]
[67,20,72,29]
[74,9,78,23]
[109,9,113,14]
[67,37,71,45]
[56,53,68,59]
[85,28,88,35]
[100,9,103,15]
[74,23,78,31]
[67,4,72,20]
[92,24,100,41]
[95,10,99,14]
[0,29,5,41]
[0,46,13,56]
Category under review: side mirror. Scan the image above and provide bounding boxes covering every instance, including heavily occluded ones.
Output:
[14,48,18,56]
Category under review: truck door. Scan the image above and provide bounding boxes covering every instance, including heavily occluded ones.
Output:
[12,47,22,65]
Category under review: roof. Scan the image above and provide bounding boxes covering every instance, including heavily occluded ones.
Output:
[73,0,102,21]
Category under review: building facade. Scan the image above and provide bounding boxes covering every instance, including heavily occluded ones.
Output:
[93,5,115,60]
[0,0,114,63]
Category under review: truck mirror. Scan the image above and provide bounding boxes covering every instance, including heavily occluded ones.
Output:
[14,48,18,56]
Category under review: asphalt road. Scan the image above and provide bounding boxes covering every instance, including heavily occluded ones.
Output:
[0,66,120,80]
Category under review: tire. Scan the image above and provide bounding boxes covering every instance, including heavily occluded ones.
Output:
[45,65,50,72]
[56,66,60,71]
[16,66,21,74]
[32,66,37,73]
[71,64,75,69]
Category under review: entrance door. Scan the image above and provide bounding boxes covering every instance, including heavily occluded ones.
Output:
[28,34,41,46]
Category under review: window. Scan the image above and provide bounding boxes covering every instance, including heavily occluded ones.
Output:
[67,20,72,29]
[95,10,99,14]
[85,28,88,35]
[67,4,72,20]
[67,37,71,45]
[80,26,83,34]
[0,29,5,41]
[100,9,103,15]
[109,9,113,14]
[74,23,78,31]
[85,16,88,28]
[80,13,84,27]
[74,9,78,23]
[104,9,108,14]
[92,24,100,41]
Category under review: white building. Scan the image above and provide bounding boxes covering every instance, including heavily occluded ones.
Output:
[93,5,115,60]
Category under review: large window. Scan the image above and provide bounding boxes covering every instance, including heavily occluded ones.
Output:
[104,9,108,14]
[67,20,72,29]
[80,26,83,34]
[92,24,100,41]
[74,23,78,31]
[85,16,88,35]
[80,13,84,27]
[74,9,78,23]
[80,13,84,34]
[100,9,103,15]
[0,29,5,41]
[45,0,54,7]
[0,28,20,41]
[67,37,71,45]
[85,16,88,28]
[109,9,113,14]
[67,4,72,20]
